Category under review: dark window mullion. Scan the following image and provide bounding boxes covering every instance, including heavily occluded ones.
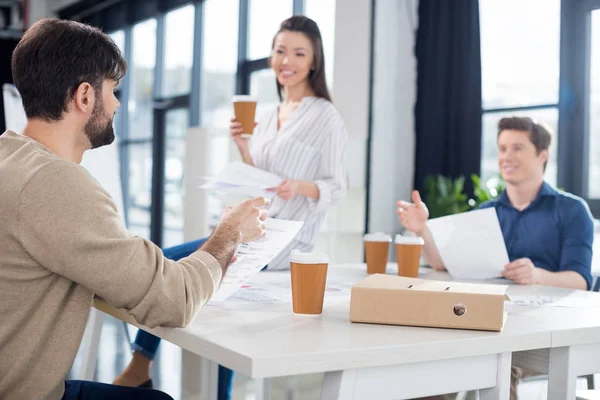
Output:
[155,94,191,110]
[293,0,304,15]
[236,0,250,94]
[150,13,167,247]
[120,138,153,145]
[482,103,559,114]
[246,58,270,73]
[189,0,204,127]
[120,25,133,227]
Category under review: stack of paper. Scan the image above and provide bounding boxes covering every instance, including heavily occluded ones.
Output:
[210,217,304,302]
[426,208,509,280]
[200,161,283,199]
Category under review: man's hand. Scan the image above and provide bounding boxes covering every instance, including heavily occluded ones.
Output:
[219,197,269,243]
[202,197,269,272]
[502,258,541,285]
[268,179,299,201]
[397,190,429,235]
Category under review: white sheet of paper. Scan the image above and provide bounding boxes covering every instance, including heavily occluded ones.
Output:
[210,218,304,302]
[508,295,600,308]
[426,208,509,280]
[199,161,283,199]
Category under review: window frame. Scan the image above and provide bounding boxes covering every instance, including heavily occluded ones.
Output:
[60,0,305,246]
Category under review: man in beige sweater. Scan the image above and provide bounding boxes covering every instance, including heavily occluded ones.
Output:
[0,18,268,400]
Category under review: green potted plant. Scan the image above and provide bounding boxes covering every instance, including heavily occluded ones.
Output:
[423,174,505,218]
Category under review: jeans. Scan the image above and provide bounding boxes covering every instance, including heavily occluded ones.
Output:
[61,380,173,400]
[132,238,235,400]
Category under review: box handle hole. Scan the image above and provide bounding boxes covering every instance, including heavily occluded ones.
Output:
[453,304,467,317]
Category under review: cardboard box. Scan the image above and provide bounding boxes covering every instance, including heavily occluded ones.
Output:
[349,274,509,332]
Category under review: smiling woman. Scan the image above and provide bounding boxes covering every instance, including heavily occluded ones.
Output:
[119,15,350,400]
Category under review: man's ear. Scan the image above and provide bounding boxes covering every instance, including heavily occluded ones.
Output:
[72,82,95,114]
[539,149,549,165]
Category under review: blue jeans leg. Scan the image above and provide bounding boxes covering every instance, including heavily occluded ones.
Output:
[62,380,173,400]
[218,366,234,400]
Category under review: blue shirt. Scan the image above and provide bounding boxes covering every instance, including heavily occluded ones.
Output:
[479,182,594,289]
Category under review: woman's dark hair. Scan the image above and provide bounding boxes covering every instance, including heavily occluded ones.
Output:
[12,18,127,122]
[271,15,331,102]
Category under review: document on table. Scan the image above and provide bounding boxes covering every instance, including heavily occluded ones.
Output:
[508,295,600,308]
[199,161,283,199]
[209,218,304,302]
[214,276,353,305]
[426,208,509,280]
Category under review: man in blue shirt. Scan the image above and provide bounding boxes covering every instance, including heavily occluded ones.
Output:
[398,116,594,400]
[398,116,593,290]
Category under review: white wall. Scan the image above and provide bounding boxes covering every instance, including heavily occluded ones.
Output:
[27,0,51,24]
[368,0,419,240]
[311,0,372,263]
[28,0,82,24]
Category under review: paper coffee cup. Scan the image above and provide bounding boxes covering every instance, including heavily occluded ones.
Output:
[395,234,424,278]
[290,250,329,315]
[364,233,391,274]
[232,95,257,137]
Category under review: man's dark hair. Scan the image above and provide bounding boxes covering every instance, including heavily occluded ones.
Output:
[12,18,127,122]
[497,116,552,170]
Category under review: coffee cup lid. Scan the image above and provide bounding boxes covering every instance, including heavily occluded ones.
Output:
[232,95,257,103]
[395,234,424,245]
[363,232,392,242]
[290,249,329,264]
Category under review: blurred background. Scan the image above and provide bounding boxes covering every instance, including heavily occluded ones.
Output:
[2,1,599,398]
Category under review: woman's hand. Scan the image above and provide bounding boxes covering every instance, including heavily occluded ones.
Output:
[230,117,257,152]
[268,179,300,200]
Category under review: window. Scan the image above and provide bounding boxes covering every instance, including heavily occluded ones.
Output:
[201,0,239,129]
[479,0,560,188]
[305,0,336,89]
[129,19,156,140]
[588,10,600,198]
[163,5,195,97]
[79,0,338,245]
[248,0,293,59]
[163,108,190,247]
[109,30,125,53]
[126,19,157,239]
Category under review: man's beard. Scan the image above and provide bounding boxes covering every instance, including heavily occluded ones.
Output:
[84,96,115,149]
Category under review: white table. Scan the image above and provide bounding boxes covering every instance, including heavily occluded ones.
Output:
[81,263,582,400]
[427,269,600,399]
[507,305,600,400]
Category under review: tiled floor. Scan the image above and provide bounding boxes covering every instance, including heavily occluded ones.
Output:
[71,315,599,400]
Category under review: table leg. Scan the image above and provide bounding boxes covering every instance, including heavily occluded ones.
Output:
[79,308,105,380]
[548,346,577,400]
[181,349,219,400]
[480,352,512,400]
[255,378,270,400]
[321,370,358,400]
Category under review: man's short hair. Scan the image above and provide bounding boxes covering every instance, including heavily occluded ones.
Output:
[12,18,127,122]
[497,116,552,170]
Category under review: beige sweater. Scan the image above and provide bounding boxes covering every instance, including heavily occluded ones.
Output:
[0,131,222,400]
